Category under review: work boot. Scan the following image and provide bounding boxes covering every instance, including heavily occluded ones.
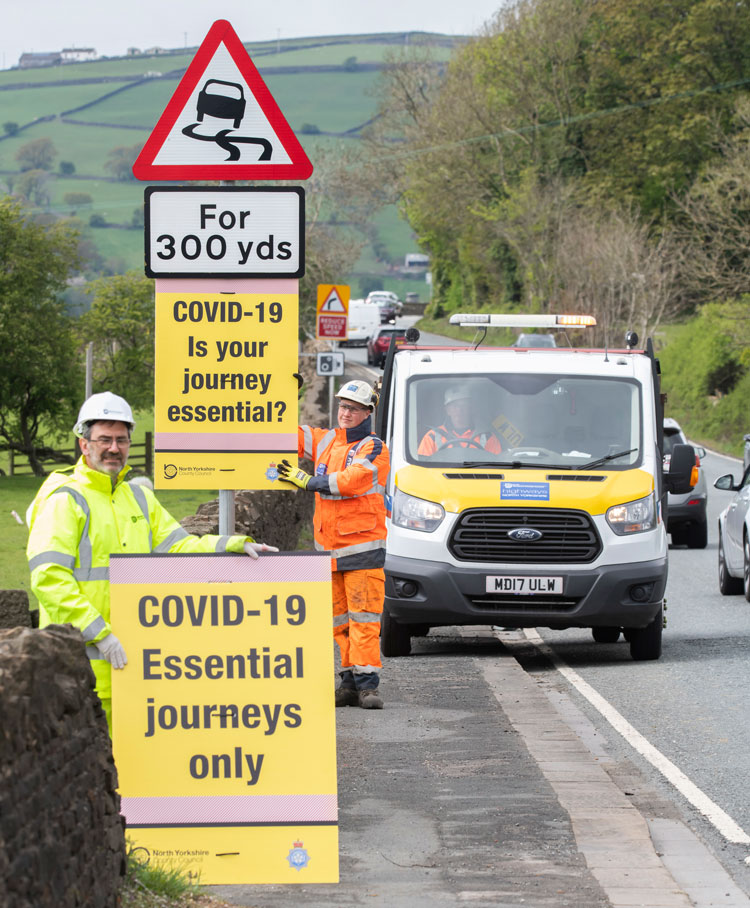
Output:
[357,688,384,709]
[335,686,359,707]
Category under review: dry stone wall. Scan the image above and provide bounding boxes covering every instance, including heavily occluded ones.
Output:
[0,625,126,907]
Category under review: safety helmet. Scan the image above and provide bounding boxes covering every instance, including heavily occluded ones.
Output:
[73,392,135,437]
[335,379,378,411]
[444,384,472,405]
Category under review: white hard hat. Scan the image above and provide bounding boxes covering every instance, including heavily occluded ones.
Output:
[444,384,472,405]
[335,379,378,410]
[73,392,135,437]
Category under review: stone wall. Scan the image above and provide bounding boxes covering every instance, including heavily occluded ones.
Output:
[0,625,126,907]
[0,589,32,629]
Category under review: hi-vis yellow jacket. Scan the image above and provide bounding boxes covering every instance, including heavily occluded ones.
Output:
[298,416,389,572]
[26,457,250,700]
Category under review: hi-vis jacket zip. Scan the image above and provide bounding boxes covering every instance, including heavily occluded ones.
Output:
[26,457,250,699]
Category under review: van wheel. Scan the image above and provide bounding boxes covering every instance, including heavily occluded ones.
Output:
[380,610,412,657]
[628,605,662,661]
[592,626,620,643]
[687,520,707,549]
[718,529,742,595]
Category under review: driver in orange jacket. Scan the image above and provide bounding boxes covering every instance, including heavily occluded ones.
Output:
[418,384,502,456]
[275,380,390,710]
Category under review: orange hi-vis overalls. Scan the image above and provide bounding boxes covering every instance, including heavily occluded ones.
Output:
[418,425,503,456]
[298,417,390,686]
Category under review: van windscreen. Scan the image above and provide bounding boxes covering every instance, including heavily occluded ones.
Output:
[406,374,641,469]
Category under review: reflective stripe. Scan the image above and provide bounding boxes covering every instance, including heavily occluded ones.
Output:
[301,425,314,460]
[54,486,92,571]
[215,536,233,553]
[333,614,348,627]
[319,482,382,501]
[73,566,109,582]
[28,551,76,572]
[82,615,107,642]
[130,484,153,551]
[352,664,379,674]
[316,430,337,460]
[349,611,381,624]
[153,526,190,553]
[87,644,105,661]
[328,538,386,561]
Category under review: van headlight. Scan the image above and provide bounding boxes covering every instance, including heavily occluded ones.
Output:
[606,493,656,535]
[392,488,445,532]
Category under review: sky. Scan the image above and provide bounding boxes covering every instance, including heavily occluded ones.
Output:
[2,0,504,70]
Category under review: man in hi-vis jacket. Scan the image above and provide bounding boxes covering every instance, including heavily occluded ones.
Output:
[27,391,277,730]
[276,380,390,709]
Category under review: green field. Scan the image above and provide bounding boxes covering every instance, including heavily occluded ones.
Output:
[0,31,454,294]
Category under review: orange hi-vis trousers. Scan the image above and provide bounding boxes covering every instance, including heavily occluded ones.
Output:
[332,568,384,675]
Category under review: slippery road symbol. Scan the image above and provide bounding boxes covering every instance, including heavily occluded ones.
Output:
[181,78,273,161]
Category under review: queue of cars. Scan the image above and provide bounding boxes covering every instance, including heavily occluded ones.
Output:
[715,460,750,598]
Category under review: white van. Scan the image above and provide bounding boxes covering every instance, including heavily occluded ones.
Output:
[375,314,697,661]
[344,299,380,346]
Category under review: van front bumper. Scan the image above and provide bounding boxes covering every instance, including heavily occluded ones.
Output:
[384,553,667,630]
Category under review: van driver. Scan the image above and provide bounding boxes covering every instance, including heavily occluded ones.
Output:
[418,385,503,456]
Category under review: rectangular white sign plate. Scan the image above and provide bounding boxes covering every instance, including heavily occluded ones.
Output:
[145,186,304,278]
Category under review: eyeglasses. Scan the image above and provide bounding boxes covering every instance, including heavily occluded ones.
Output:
[338,403,368,414]
[88,436,131,448]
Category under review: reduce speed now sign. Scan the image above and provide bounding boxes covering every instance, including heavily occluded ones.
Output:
[144,186,304,278]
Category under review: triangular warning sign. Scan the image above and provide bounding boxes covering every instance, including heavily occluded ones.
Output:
[321,289,346,312]
[132,19,313,181]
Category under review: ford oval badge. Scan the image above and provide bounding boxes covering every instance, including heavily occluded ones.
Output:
[508,527,543,541]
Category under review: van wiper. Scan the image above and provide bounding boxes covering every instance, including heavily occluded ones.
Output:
[576,448,637,470]
[462,460,572,470]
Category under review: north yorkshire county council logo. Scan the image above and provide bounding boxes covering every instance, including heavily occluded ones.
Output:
[286,840,310,871]
[163,463,178,480]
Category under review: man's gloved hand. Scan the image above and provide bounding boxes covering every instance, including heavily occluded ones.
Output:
[98,632,127,670]
[276,459,312,490]
[243,541,280,559]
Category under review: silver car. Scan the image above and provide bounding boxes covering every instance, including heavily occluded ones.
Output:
[715,461,750,597]
[663,417,707,548]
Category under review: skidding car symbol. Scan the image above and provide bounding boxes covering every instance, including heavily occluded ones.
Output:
[196,79,246,129]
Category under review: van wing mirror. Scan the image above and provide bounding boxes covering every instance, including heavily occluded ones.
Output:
[664,443,696,494]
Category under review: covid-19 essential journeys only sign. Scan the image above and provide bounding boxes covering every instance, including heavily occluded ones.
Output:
[153,277,298,489]
[110,552,338,885]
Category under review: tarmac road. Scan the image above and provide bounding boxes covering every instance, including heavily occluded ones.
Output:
[209,627,750,907]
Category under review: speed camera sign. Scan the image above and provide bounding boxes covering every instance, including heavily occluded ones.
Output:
[316,352,345,376]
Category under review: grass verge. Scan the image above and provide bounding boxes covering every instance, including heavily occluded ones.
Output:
[121,845,233,908]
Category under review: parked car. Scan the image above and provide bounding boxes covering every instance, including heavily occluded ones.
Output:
[715,459,750,597]
[365,291,401,321]
[663,417,707,548]
[513,333,557,348]
[367,326,407,367]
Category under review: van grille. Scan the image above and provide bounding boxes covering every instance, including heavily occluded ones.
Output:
[449,507,601,564]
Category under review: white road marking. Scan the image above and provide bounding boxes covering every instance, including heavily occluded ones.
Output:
[520,628,750,847]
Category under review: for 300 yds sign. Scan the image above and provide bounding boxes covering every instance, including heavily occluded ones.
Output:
[145,187,304,278]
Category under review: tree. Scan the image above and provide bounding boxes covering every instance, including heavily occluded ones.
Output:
[59,160,76,175]
[14,169,52,207]
[0,198,83,475]
[63,191,93,213]
[3,122,18,136]
[105,143,142,181]
[78,272,155,410]
[15,137,57,171]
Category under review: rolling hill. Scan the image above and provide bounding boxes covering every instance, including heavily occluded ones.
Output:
[0,32,464,306]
